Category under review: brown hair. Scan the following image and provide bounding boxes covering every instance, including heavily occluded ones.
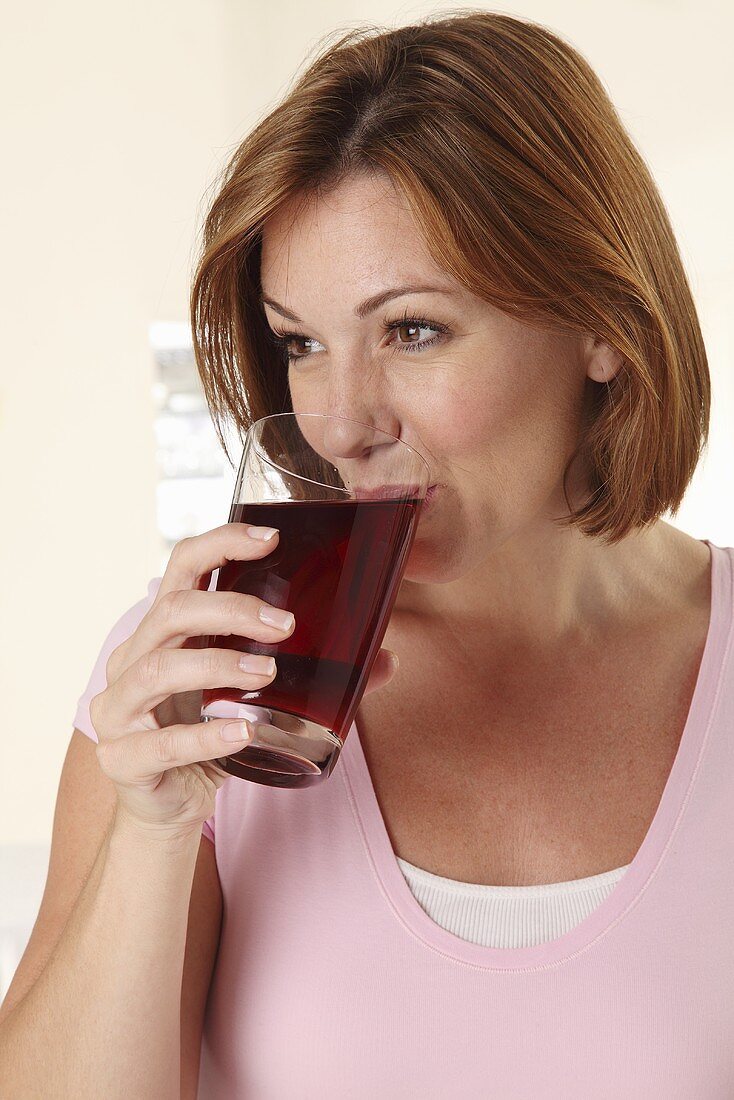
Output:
[190,8,710,544]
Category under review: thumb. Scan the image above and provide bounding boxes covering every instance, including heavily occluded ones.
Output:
[363,648,399,697]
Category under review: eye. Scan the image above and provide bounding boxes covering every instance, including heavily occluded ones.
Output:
[387,316,448,355]
[265,330,325,362]
[265,312,450,363]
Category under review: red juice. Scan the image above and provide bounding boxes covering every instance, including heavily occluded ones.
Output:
[202,494,423,787]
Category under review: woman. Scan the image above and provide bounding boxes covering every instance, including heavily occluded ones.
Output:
[2,10,732,1098]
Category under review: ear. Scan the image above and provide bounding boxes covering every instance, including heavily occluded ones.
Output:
[584,335,625,383]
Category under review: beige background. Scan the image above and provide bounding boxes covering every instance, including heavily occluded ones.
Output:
[1,0,732,849]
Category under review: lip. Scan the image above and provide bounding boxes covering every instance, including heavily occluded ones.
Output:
[423,483,439,509]
[351,484,439,505]
[352,483,429,501]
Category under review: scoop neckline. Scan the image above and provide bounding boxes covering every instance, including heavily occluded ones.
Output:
[395,854,631,897]
[340,540,732,971]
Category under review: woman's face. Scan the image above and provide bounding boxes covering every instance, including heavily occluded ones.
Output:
[259,171,618,586]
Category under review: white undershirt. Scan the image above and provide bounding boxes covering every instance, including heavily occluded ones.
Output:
[396,857,631,949]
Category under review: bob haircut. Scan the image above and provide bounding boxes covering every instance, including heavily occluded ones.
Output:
[190,8,709,544]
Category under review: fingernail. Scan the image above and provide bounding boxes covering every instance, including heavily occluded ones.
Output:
[258,606,295,631]
[221,720,252,742]
[239,653,276,675]
[248,525,279,541]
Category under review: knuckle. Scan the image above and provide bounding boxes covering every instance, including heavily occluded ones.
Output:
[153,729,177,765]
[94,738,116,776]
[89,691,103,729]
[105,639,129,684]
[224,593,249,623]
[171,535,192,562]
[138,648,169,686]
[195,722,213,756]
[105,650,119,685]
[202,649,222,678]
[158,588,189,624]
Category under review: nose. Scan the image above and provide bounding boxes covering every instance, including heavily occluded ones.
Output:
[321,413,387,459]
[295,411,419,498]
[321,414,399,484]
[293,363,424,489]
[320,354,401,443]
[320,372,401,466]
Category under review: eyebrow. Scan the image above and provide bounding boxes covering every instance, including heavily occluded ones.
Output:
[260,284,456,324]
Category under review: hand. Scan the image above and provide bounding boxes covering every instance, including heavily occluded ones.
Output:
[90,523,399,837]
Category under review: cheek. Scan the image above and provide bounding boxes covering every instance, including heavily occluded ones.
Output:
[419,356,585,521]
[433,365,580,463]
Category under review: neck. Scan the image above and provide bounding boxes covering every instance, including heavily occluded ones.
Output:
[393,519,709,648]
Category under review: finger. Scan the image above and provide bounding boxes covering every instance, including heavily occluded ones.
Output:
[112,587,295,680]
[363,649,399,696]
[95,717,254,785]
[101,646,279,734]
[154,522,280,604]
[105,524,281,683]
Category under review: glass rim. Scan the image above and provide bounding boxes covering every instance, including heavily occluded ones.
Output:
[249,411,432,479]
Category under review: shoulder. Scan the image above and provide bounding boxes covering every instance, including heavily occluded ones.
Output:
[73,576,164,742]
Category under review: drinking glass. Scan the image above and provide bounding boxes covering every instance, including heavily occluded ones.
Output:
[201,412,431,789]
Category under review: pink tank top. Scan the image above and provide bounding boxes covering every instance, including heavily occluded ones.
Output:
[73,540,734,1097]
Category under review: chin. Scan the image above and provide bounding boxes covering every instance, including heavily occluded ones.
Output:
[400,532,475,586]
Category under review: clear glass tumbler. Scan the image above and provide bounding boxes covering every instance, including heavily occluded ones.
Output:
[201,412,431,789]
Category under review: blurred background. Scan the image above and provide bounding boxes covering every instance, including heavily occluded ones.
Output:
[0,0,732,996]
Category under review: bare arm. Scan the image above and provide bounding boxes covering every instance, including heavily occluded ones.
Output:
[1,526,397,1098]
[0,525,299,1098]
[0,730,222,1100]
